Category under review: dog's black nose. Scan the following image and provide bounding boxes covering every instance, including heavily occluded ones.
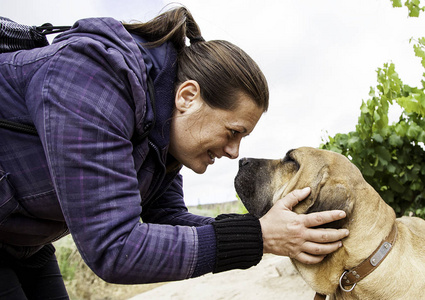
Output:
[239,157,250,168]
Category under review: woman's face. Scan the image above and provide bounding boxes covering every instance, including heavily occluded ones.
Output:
[169,81,263,174]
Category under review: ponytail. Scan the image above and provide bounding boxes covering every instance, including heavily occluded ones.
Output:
[123,6,202,51]
[124,6,269,112]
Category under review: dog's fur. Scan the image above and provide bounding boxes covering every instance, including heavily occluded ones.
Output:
[235,147,425,299]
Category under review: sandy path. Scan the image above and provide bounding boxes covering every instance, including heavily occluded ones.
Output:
[129,255,316,300]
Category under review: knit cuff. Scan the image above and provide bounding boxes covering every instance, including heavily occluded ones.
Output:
[215,213,244,221]
[192,225,216,277]
[212,214,263,273]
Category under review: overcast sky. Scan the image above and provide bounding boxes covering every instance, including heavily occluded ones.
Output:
[4,0,425,205]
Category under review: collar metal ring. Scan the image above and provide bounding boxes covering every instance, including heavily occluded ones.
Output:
[339,271,357,292]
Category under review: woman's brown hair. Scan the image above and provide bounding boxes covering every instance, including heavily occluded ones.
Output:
[123,6,269,112]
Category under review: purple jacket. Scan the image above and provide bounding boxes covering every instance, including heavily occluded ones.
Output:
[0,17,217,283]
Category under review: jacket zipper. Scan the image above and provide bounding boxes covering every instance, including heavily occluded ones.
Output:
[143,141,166,205]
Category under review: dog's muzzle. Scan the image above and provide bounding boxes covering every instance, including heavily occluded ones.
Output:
[235,158,273,218]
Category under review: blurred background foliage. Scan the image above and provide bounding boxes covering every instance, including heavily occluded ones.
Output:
[321,0,425,217]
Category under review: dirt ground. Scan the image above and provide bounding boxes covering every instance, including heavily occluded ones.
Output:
[128,255,316,300]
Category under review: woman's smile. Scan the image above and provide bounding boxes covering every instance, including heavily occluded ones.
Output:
[169,81,263,174]
[207,150,217,164]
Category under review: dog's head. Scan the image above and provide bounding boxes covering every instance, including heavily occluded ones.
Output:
[235,147,362,228]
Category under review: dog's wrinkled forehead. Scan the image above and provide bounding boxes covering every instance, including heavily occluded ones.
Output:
[289,147,323,163]
[282,147,328,183]
[290,147,348,175]
[301,147,362,180]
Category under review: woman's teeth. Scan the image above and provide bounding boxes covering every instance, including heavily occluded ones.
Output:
[208,151,216,163]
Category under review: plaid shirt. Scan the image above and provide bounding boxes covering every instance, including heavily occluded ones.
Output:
[0,18,214,283]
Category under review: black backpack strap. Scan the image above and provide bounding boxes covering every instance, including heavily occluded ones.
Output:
[0,17,48,52]
[0,119,38,136]
[0,18,71,53]
[36,23,72,35]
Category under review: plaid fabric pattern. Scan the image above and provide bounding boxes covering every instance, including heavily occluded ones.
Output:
[0,18,213,283]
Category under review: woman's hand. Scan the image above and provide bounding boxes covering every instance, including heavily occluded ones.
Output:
[259,187,349,264]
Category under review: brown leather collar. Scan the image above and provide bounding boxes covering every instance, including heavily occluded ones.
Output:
[314,223,398,300]
[314,293,326,300]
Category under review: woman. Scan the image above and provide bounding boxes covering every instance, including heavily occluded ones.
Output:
[0,6,348,299]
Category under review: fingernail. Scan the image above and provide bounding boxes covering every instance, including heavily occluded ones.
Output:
[339,242,343,247]
[302,187,311,193]
[345,229,349,236]
[339,211,346,218]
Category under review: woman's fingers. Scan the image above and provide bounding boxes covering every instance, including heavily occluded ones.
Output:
[305,227,350,244]
[279,187,311,210]
[293,252,326,265]
[293,240,344,264]
[291,229,348,264]
[302,240,343,255]
[291,239,344,264]
[302,210,347,228]
[260,187,350,262]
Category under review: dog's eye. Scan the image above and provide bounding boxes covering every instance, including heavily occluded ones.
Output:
[282,155,295,163]
[282,150,295,163]
[281,151,300,169]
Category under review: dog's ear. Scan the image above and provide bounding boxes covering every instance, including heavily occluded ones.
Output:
[293,166,330,214]
[306,181,353,229]
[293,166,353,229]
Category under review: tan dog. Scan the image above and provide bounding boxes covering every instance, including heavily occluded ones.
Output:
[235,147,425,299]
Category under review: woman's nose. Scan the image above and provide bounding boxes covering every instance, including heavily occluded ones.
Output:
[224,140,240,159]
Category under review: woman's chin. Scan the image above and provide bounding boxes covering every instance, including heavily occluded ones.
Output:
[187,162,208,174]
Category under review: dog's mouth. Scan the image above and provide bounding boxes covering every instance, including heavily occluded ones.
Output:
[235,158,273,217]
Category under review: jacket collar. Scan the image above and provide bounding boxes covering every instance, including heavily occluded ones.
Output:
[132,34,178,154]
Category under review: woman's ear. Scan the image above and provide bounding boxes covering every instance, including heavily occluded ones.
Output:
[175,80,201,113]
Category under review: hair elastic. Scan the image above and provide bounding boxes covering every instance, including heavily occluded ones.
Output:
[190,36,205,44]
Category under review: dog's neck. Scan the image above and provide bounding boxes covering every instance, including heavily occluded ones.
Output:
[292,186,396,296]
[342,187,396,268]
